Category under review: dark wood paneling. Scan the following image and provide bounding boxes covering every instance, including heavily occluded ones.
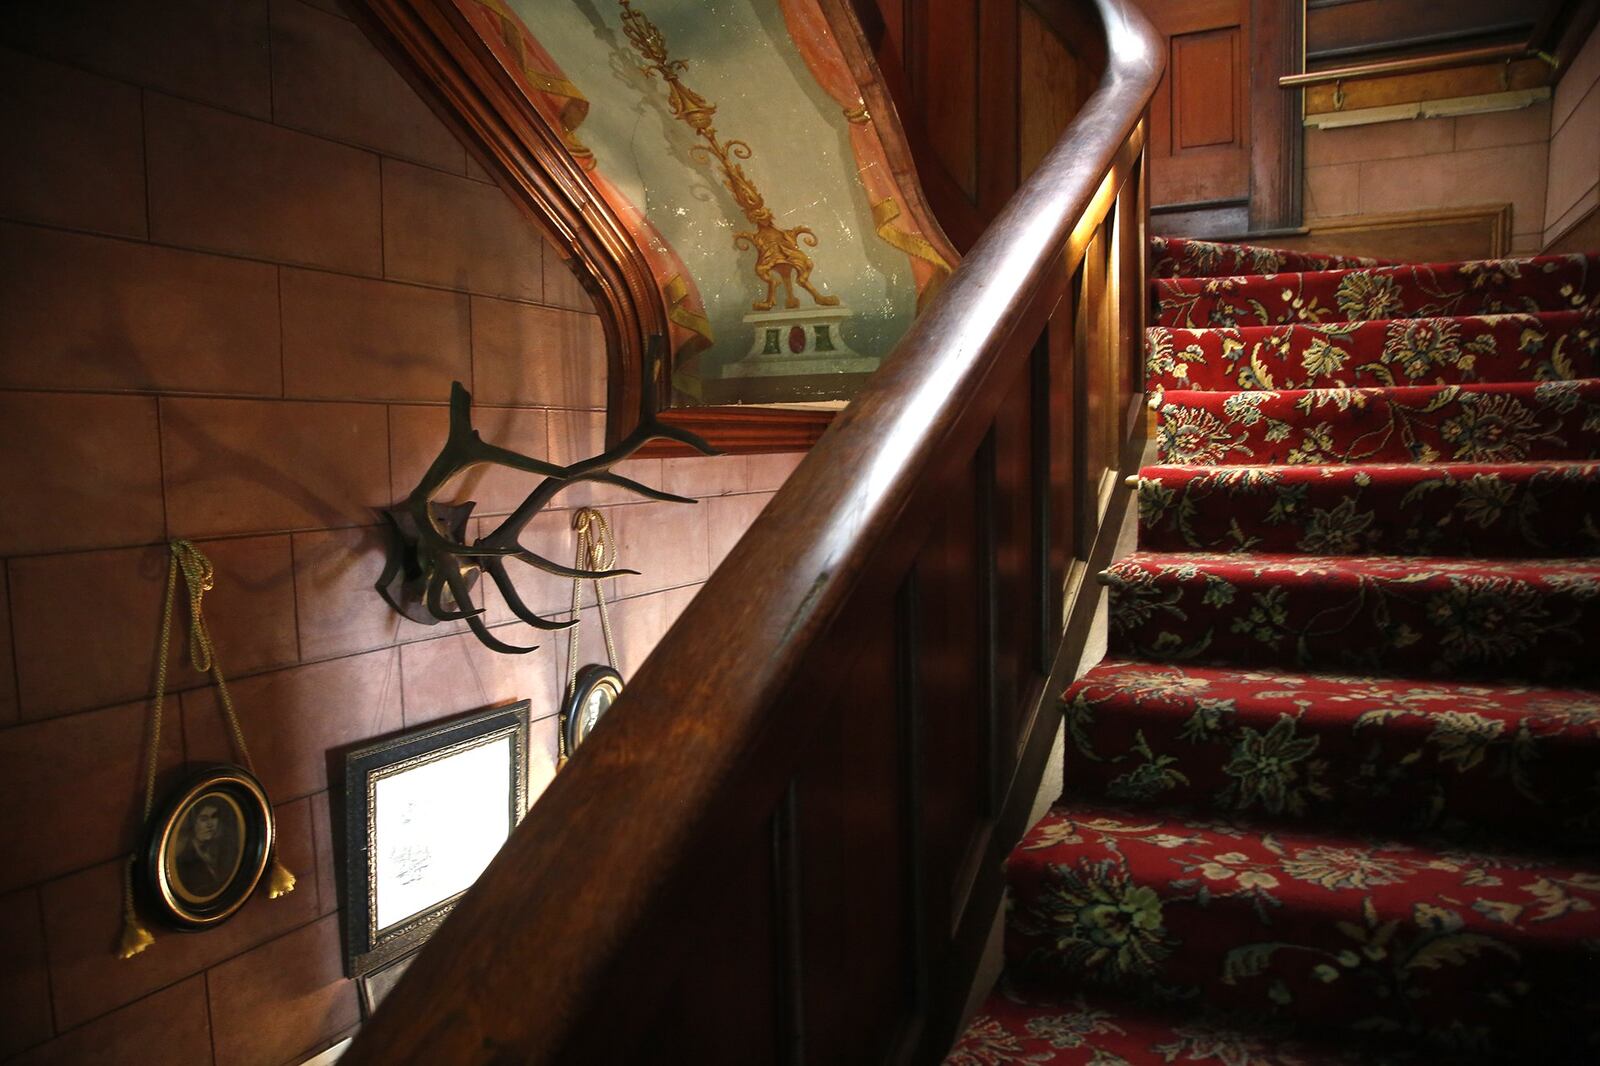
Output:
[916,0,982,200]
[1307,0,1549,64]
[914,469,986,932]
[773,784,806,1066]
[976,0,1021,220]
[1249,0,1302,231]
[794,595,906,1065]
[1019,2,1102,180]
[992,352,1039,764]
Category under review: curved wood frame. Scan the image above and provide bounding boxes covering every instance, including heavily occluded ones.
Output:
[351,0,957,456]
[342,0,1163,1060]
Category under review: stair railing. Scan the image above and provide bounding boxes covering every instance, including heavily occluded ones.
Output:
[342,1,1162,1061]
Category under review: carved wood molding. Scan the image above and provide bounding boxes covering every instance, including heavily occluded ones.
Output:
[348,0,661,442]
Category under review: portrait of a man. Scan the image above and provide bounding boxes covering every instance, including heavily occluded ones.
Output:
[578,683,614,738]
[166,791,245,905]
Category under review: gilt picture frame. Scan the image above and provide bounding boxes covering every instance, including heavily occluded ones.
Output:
[340,702,530,979]
[562,664,623,755]
[140,764,275,929]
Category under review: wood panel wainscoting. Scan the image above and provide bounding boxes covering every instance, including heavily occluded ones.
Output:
[1269,203,1515,263]
[338,0,1163,1062]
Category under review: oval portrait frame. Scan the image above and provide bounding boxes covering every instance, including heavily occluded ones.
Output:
[563,665,623,755]
[141,764,275,930]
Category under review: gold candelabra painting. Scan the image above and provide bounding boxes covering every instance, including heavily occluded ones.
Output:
[618,0,840,313]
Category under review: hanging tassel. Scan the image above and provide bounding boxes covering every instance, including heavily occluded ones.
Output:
[118,917,155,959]
[118,858,155,959]
[267,856,297,899]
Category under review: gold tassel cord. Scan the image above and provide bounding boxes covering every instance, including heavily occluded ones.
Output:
[119,541,296,960]
[558,509,620,771]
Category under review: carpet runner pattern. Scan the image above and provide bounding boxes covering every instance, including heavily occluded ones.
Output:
[947,242,1600,1065]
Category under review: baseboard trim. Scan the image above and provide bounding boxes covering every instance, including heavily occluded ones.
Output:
[1544,198,1600,254]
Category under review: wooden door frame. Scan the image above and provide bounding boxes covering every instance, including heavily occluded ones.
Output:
[1249,0,1305,231]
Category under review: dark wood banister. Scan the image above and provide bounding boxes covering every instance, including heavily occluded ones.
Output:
[343,1,1163,1061]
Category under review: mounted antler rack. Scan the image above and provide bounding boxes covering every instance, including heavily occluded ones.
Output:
[378,339,717,654]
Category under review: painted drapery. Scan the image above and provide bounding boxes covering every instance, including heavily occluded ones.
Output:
[774,0,953,309]
[460,0,716,366]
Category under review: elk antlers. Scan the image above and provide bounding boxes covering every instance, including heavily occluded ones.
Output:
[378,340,716,654]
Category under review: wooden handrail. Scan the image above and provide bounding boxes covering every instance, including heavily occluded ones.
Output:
[343,1,1163,1062]
[1279,41,1541,89]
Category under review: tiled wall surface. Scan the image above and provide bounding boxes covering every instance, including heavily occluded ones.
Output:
[1303,102,1553,255]
[0,2,795,1063]
[1546,24,1600,246]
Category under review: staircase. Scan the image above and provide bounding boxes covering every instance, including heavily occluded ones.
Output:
[947,236,1600,1064]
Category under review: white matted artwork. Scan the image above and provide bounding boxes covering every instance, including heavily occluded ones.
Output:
[341,702,530,981]
[372,734,513,932]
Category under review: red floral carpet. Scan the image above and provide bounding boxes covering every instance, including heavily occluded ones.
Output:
[948,237,1600,1064]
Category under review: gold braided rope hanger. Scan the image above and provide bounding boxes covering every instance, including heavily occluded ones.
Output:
[119,540,296,960]
[559,508,620,768]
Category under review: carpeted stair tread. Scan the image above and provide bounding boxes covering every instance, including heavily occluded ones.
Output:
[946,979,1421,1064]
[1151,235,1390,279]
[1002,803,1600,1061]
[1135,460,1600,557]
[1146,310,1600,393]
[1153,379,1600,466]
[1154,253,1600,328]
[1105,551,1600,682]
[1058,659,1600,846]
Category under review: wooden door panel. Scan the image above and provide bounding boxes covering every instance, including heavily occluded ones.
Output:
[1140,0,1250,207]
[1172,29,1239,148]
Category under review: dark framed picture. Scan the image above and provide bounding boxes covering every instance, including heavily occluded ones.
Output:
[563,664,622,755]
[140,765,274,929]
[357,949,420,1017]
[341,702,530,979]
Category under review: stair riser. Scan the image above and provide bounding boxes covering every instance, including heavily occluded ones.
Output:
[1147,312,1600,393]
[1152,236,1386,279]
[1106,558,1600,683]
[1154,255,1600,329]
[1060,670,1600,848]
[1136,463,1600,557]
[1155,381,1600,467]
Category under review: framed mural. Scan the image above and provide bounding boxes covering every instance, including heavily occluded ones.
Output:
[350,0,956,447]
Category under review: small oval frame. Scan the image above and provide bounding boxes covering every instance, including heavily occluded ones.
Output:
[564,665,623,755]
[140,764,275,930]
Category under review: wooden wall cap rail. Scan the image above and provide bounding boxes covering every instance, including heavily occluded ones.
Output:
[1279,41,1549,89]
[340,1,1163,1062]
